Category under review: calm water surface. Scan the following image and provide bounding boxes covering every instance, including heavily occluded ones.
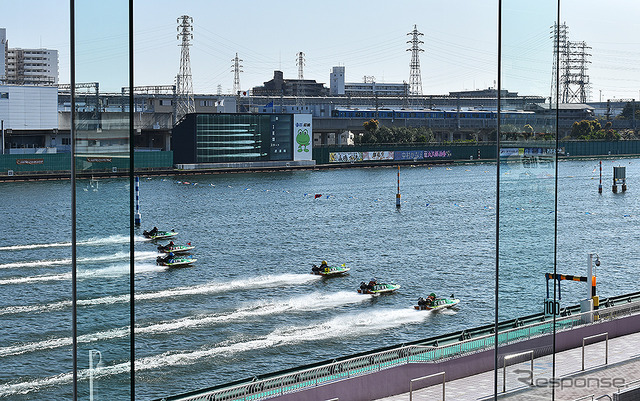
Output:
[0,158,638,399]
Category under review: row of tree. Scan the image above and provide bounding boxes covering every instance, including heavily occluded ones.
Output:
[617,102,640,120]
[356,119,436,144]
[570,120,621,141]
[357,117,634,144]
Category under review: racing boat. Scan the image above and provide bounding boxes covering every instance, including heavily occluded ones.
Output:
[143,229,178,240]
[156,255,196,267]
[311,263,350,276]
[358,280,400,294]
[415,294,460,310]
[158,243,195,254]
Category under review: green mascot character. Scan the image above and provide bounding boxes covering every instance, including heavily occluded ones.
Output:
[296,129,310,152]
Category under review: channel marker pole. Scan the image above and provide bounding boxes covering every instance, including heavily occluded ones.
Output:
[134,176,141,226]
[396,165,401,208]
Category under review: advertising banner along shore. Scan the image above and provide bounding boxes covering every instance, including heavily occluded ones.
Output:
[329,150,453,163]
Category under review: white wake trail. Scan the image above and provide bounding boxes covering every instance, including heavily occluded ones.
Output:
[0,273,321,314]
[0,234,143,252]
[0,292,365,357]
[0,308,430,397]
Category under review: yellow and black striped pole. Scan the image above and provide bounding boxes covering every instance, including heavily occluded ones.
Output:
[545,273,588,300]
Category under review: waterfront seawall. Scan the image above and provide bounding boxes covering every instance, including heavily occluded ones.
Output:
[2,140,640,181]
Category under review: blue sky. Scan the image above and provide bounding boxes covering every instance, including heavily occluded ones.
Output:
[2,0,639,101]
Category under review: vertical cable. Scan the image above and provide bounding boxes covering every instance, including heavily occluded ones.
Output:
[494,0,502,399]
[70,0,77,399]
[129,0,135,398]
[552,1,561,400]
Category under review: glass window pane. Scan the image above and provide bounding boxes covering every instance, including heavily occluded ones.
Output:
[74,1,132,399]
[498,1,557,398]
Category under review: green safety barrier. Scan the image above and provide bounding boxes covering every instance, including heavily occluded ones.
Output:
[312,140,640,165]
[0,151,173,176]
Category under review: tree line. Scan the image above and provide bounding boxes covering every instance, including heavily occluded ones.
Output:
[355,119,435,144]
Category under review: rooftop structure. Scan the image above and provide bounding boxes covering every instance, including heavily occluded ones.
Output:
[252,70,329,97]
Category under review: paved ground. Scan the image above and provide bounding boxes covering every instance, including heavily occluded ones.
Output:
[374,331,640,401]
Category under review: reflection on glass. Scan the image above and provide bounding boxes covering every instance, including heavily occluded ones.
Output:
[497,0,557,398]
[74,0,131,399]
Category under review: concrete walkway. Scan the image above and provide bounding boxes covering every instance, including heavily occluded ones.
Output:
[374,331,640,401]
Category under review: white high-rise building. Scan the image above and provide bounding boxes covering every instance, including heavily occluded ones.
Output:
[0,28,6,83]
[330,66,345,96]
[5,47,58,86]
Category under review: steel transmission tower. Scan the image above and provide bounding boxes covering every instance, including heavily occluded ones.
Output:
[563,41,592,103]
[407,25,424,96]
[232,53,243,95]
[551,22,591,104]
[176,15,195,121]
[550,22,567,106]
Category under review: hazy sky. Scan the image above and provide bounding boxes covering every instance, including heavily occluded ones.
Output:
[2,0,639,101]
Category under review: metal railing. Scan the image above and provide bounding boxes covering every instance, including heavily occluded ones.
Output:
[165,298,640,401]
[502,350,534,393]
[410,372,445,401]
[616,378,640,394]
[582,332,608,371]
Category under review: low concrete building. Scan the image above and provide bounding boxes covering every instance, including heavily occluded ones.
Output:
[0,84,58,154]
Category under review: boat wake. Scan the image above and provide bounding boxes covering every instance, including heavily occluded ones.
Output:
[133,274,322,302]
[0,307,429,397]
[0,291,366,358]
[145,308,431,366]
[0,258,71,269]
[0,273,322,315]
[0,251,159,270]
[0,234,137,252]
[0,241,71,252]
[0,272,71,285]
[0,259,166,285]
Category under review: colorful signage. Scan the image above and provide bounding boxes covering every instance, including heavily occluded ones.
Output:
[395,150,424,161]
[293,114,313,161]
[363,151,394,161]
[424,150,452,158]
[330,149,454,163]
[329,152,363,163]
